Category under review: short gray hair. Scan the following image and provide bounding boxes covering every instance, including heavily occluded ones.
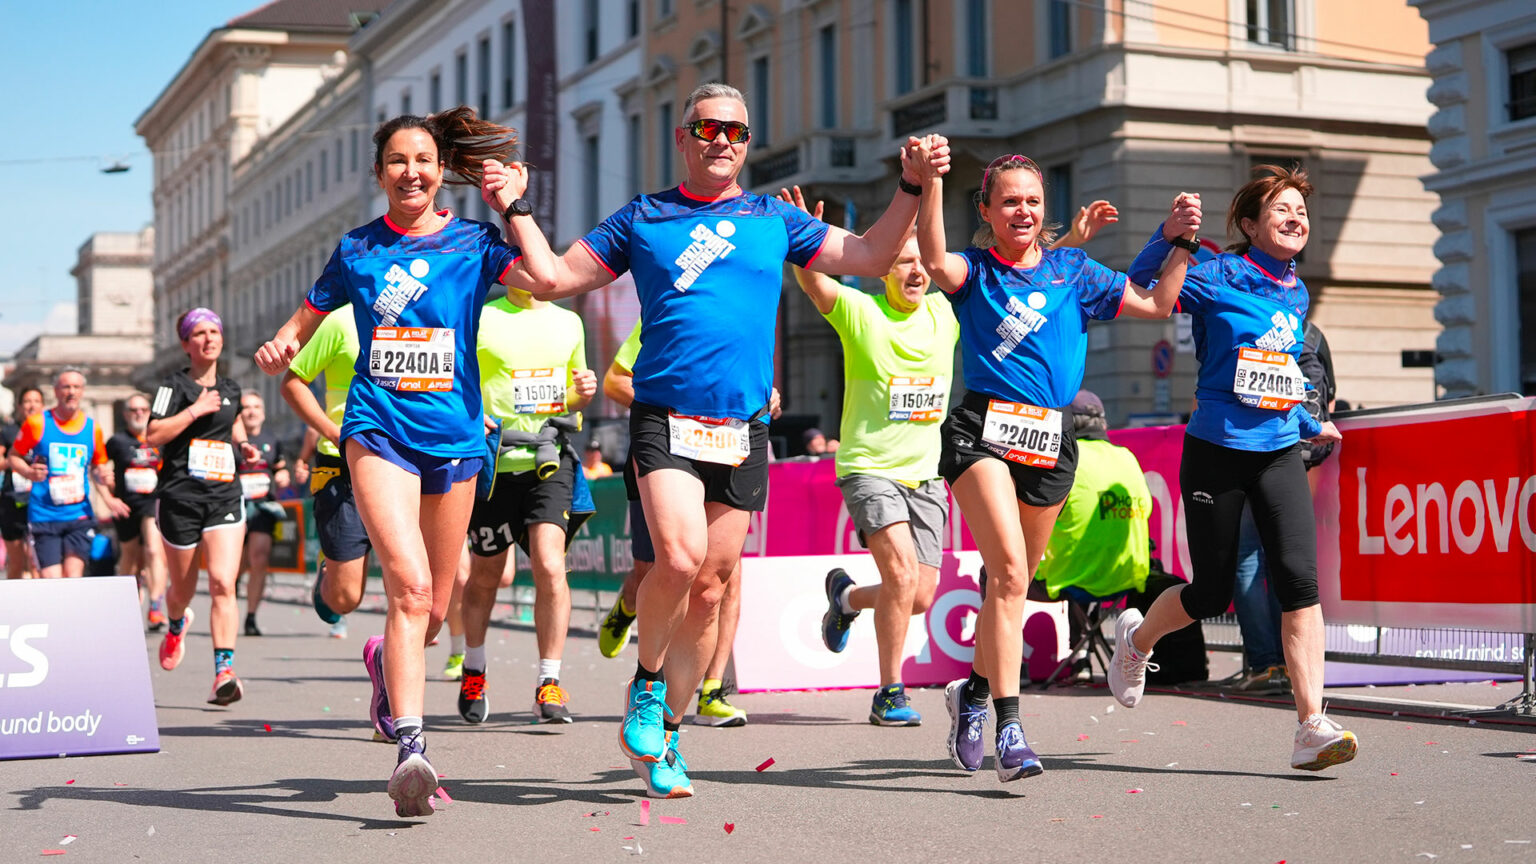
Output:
[683,83,746,122]
[55,367,87,387]
[240,389,264,405]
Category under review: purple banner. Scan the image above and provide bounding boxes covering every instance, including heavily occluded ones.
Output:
[0,577,160,760]
[521,0,558,237]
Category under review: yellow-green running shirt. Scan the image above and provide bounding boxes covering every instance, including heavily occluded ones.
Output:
[287,304,359,459]
[478,298,587,474]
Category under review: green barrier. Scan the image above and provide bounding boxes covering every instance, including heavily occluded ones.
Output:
[300,476,631,594]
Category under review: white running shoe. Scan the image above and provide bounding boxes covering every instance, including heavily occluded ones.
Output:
[1108,609,1157,708]
[1291,713,1358,771]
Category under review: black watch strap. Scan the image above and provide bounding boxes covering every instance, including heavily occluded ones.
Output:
[897,176,922,196]
[1169,235,1200,253]
[503,198,533,220]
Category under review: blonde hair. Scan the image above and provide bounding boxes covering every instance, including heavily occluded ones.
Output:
[971,154,1057,248]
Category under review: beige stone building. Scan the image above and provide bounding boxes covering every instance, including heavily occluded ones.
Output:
[631,0,1442,426]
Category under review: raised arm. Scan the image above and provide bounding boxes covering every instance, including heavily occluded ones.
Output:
[911,136,969,293]
[803,137,937,278]
[482,159,558,295]
[1118,193,1201,320]
[1052,200,1119,250]
[777,186,840,316]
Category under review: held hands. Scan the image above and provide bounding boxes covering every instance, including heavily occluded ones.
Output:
[190,387,223,419]
[1072,200,1120,245]
[1164,192,1202,241]
[776,186,824,221]
[254,340,298,375]
[571,368,598,400]
[901,134,950,184]
[481,159,530,214]
[1308,420,1343,445]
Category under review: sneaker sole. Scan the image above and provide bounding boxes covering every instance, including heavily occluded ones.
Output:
[208,678,243,706]
[944,680,982,773]
[1293,733,1358,771]
[821,571,852,653]
[534,704,573,724]
[869,713,923,727]
[460,696,488,725]
[628,757,694,799]
[388,753,437,818]
[996,758,1045,782]
[693,712,747,728]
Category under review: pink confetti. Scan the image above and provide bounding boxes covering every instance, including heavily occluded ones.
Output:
[1171,720,1187,726]
[42,852,66,857]
[262,724,272,732]
[755,757,775,772]
[64,780,74,785]
[623,837,634,841]
[1424,741,1438,746]
[437,773,446,779]
[724,823,735,834]
[434,786,453,803]
[589,827,600,832]
[639,800,651,826]
[1391,772,1399,776]
[1127,788,1144,794]
[1077,734,1090,741]
[1091,815,1104,819]
[659,816,686,825]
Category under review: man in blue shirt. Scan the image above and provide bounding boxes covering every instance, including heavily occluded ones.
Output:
[534,82,943,799]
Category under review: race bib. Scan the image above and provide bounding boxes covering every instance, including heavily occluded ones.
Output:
[887,376,948,422]
[188,439,236,483]
[369,327,455,391]
[1233,347,1306,410]
[510,368,565,414]
[10,472,31,495]
[124,467,158,495]
[668,413,751,467]
[240,472,271,500]
[46,442,88,506]
[980,400,1062,469]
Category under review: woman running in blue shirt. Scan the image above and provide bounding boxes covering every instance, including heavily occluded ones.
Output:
[1108,164,1355,772]
[255,107,556,817]
[910,137,1201,782]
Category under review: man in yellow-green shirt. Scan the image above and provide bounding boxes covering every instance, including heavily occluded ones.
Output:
[458,288,596,726]
[787,190,959,728]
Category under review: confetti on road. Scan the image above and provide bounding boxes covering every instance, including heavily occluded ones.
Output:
[59,837,76,845]
[1417,853,1438,859]
[262,724,272,732]
[1127,788,1143,794]
[1165,762,1178,768]
[147,827,155,837]
[1106,705,1115,713]
[1077,734,1090,741]
[1089,715,1100,724]
[435,787,453,803]
[64,780,74,785]
[590,828,600,832]
[755,758,775,772]
[1241,803,1252,807]
[639,800,650,826]
[1391,772,1399,776]
[1171,720,1187,726]
[1090,815,1104,819]
[723,823,735,834]
[41,851,66,856]
[659,816,686,825]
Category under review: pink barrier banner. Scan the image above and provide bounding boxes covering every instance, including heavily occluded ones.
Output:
[734,551,1067,692]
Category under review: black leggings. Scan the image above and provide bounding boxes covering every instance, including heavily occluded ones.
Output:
[1178,435,1319,620]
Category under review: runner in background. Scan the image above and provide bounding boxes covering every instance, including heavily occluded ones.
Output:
[107,392,167,628]
[911,137,1198,781]
[255,106,556,817]
[1113,164,1355,772]
[282,304,366,642]
[149,309,259,706]
[236,391,290,636]
[7,370,120,579]
[456,285,595,725]
[1,386,45,579]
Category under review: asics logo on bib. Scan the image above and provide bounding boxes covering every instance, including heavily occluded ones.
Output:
[374,260,431,326]
[991,294,1049,362]
[673,222,737,292]
[1254,311,1300,353]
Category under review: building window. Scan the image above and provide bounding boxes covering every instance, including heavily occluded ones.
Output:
[1518,227,1536,394]
[321,151,328,193]
[967,0,988,77]
[751,56,770,148]
[1048,0,1071,59]
[1510,43,1536,122]
[430,71,442,113]
[502,21,516,109]
[585,0,600,64]
[584,134,601,228]
[894,0,915,95]
[350,129,358,173]
[401,88,412,116]
[627,113,642,196]
[819,25,837,129]
[306,161,313,203]
[658,101,674,187]
[627,0,639,38]
[1246,0,1294,50]
[455,51,468,107]
[478,36,492,117]
[658,0,673,19]
[1046,163,1072,229]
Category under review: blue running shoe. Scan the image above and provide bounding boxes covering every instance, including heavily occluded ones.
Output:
[619,677,668,762]
[313,562,341,625]
[995,722,1044,782]
[388,729,437,818]
[820,569,860,653]
[364,635,396,743]
[632,730,695,799]
[869,683,922,727]
[944,678,987,772]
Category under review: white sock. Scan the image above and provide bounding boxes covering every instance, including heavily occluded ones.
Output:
[450,633,466,655]
[538,658,561,682]
[465,644,487,671]
[838,583,857,614]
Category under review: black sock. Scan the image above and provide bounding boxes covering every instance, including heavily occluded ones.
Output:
[663,719,680,733]
[169,615,187,635]
[634,661,663,683]
[994,695,1020,727]
[964,669,990,706]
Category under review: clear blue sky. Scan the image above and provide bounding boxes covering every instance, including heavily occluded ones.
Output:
[0,0,259,353]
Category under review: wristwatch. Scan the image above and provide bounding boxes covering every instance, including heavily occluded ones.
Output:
[1169,235,1200,253]
[503,198,534,220]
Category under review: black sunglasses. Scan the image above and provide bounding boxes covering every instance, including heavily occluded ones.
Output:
[683,118,751,145]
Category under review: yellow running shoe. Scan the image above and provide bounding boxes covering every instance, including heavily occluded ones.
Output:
[442,652,465,681]
[694,687,747,727]
[598,596,636,659]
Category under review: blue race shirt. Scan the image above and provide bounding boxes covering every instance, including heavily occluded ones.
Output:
[306,212,521,459]
[578,186,828,420]
[28,412,97,523]
[946,246,1125,408]
[1129,228,1322,451]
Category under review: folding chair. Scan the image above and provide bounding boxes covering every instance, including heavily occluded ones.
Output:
[1030,581,1129,689]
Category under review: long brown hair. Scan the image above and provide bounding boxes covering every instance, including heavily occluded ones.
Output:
[372,106,520,188]
[971,154,1057,249]
[1225,163,1314,254]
